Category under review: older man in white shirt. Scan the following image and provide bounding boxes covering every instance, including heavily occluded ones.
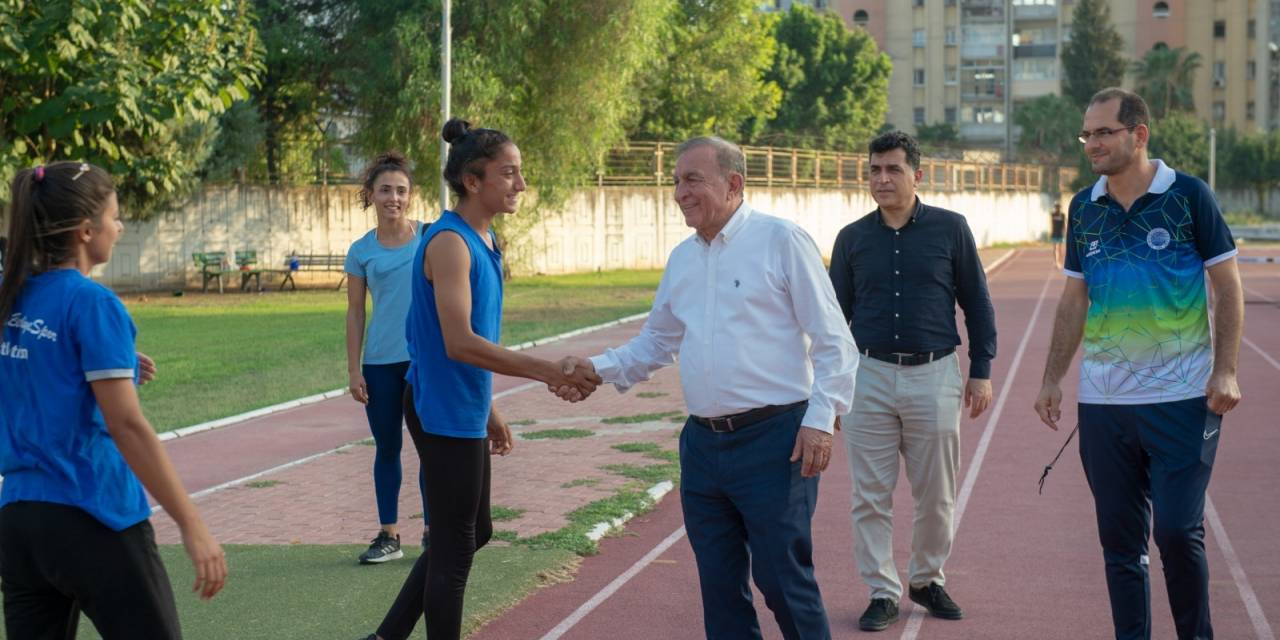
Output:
[560,137,858,640]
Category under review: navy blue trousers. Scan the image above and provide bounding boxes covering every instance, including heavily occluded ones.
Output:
[1078,397,1221,640]
[679,403,830,640]
[362,361,427,526]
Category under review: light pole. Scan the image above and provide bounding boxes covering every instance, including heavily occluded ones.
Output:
[440,0,452,214]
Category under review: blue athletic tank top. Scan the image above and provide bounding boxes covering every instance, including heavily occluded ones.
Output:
[405,211,503,438]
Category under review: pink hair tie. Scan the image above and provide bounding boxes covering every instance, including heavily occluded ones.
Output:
[34,165,45,182]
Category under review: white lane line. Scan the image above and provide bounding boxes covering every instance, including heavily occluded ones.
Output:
[1205,497,1276,640]
[1244,336,1280,372]
[539,526,688,640]
[1245,284,1277,304]
[900,266,1056,640]
[984,248,1017,276]
[151,442,357,515]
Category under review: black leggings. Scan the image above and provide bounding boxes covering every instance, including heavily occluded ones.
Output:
[0,502,180,640]
[377,388,492,640]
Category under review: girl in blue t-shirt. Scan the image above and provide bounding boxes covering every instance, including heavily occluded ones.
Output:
[344,151,429,565]
[0,162,227,638]
[359,119,603,640]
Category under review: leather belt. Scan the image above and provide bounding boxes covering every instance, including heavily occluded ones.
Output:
[860,346,955,367]
[691,401,808,433]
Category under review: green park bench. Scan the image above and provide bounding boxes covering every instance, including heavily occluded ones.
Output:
[192,251,237,293]
[278,254,348,291]
[234,250,266,292]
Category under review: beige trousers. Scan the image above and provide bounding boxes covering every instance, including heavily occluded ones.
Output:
[843,353,963,601]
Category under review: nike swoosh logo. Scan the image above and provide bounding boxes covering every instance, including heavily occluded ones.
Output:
[1203,429,1220,440]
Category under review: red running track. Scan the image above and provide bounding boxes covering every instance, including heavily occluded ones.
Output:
[475,248,1280,640]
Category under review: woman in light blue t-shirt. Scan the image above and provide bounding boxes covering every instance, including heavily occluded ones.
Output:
[0,162,227,638]
[344,151,429,565]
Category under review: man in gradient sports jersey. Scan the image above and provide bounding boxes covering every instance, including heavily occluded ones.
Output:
[1034,88,1243,640]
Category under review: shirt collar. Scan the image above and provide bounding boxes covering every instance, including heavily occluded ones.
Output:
[874,197,925,227]
[1089,159,1176,202]
[697,200,752,246]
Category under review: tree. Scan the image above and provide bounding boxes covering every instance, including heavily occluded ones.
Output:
[756,4,891,150]
[344,0,667,211]
[1147,112,1208,178]
[1014,95,1081,193]
[914,123,959,151]
[1060,0,1126,108]
[630,0,782,142]
[1131,46,1202,119]
[0,1,263,216]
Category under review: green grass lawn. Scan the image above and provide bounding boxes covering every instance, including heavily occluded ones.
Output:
[128,270,662,432]
[19,544,577,640]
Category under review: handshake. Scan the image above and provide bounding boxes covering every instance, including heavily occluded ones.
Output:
[548,356,603,402]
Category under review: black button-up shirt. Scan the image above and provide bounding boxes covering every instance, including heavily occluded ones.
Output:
[829,198,997,379]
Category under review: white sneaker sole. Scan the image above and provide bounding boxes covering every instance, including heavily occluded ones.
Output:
[359,549,404,564]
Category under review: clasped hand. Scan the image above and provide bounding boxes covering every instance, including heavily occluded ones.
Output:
[547,356,603,402]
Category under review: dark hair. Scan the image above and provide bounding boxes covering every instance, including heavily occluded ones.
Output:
[0,162,115,320]
[357,151,413,209]
[1089,88,1150,128]
[675,137,747,179]
[868,131,921,171]
[441,118,513,201]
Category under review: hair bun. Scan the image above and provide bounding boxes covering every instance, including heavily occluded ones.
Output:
[441,118,472,144]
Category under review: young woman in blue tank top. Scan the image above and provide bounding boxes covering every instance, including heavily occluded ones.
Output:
[0,162,227,638]
[344,152,430,565]
[359,120,603,640]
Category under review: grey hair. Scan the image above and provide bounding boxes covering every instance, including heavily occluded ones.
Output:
[676,136,747,180]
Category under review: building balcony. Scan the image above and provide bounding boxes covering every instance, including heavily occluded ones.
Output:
[1014,4,1057,21]
[1013,44,1056,58]
[960,123,1006,142]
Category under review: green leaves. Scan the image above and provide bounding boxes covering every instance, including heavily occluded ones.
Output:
[1060,0,1126,108]
[0,0,264,217]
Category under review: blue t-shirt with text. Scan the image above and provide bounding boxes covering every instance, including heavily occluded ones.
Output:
[0,269,149,531]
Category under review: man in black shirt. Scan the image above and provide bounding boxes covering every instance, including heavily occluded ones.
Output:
[829,131,997,632]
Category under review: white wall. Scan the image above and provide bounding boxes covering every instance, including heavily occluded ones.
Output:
[95,184,1055,290]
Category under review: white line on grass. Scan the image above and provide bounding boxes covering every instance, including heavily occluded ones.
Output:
[538,526,688,640]
[156,313,652,442]
[899,261,1055,640]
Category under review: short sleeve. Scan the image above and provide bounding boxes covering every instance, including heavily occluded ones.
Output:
[1190,180,1237,266]
[344,237,366,277]
[76,292,138,382]
[1062,196,1084,278]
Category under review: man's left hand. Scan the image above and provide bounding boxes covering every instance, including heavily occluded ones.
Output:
[790,427,832,478]
[1205,371,1241,415]
[964,378,992,419]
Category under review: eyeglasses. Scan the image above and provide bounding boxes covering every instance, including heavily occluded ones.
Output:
[1077,125,1138,144]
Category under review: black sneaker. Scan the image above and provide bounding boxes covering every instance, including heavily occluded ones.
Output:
[858,598,899,631]
[358,531,403,564]
[908,582,963,620]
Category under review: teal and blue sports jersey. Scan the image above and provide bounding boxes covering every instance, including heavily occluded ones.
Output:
[0,269,150,531]
[345,220,421,365]
[405,211,503,438]
[1064,160,1237,405]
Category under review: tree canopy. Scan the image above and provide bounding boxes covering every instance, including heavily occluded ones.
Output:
[1060,0,1126,108]
[1131,46,1202,119]
[0,0,263,216]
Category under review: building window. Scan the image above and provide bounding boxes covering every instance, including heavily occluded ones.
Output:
[1213,101,1225,122]
[853,9,869,26]
[1247,60,1257,81]
[914,107,926,125]
[914,68,926,86]
[914,29,926,48]
[945,107,957,124]
[1214,61,1226,87]
[1248,19,1256,39]
[945,66,958,84]
[914,0,925,6]
[1247,101,1256,120]
[1152,2,1170,18]
[946,28,958,45]
[1213,21,1225,38]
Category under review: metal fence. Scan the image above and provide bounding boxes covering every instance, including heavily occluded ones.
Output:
[597,141,1062,193]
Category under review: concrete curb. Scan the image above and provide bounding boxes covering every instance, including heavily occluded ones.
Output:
[155,311,652,443]
[586,480,676,542]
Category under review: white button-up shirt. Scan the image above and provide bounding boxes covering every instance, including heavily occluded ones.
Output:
[590,202,858,433]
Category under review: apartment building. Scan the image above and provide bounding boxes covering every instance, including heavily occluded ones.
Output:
[768,1,1280,155]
